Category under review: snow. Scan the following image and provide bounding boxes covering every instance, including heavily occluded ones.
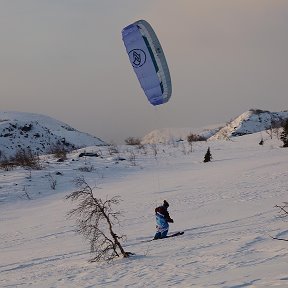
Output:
[0,111,106,157]
[1,132,288,287]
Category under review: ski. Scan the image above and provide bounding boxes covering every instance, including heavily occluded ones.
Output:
[141,231,184,243]
[166,231,184,238]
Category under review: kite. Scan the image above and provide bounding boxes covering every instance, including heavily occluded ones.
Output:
[122,20,172,106]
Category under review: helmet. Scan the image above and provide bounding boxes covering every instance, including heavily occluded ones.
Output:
[163,200,169,208]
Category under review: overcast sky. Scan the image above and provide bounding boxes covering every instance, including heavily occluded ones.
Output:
[1,0,288,143]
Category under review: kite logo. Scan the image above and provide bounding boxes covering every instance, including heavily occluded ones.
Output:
[129,49,146,68]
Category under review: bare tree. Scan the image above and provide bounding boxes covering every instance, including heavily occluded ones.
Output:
[187,134,194,153]
[187,133,206,153]
[128,149,136,166]
[265,125,274,139]
[150,144,158,159]
[108,143,119,156]
[265,118,283,140]
[66,176,132,262]
[48,173,57,190]
[22,186,32,200]
[275,202,288,218]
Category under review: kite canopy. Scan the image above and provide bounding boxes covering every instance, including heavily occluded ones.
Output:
[122,20,172,106]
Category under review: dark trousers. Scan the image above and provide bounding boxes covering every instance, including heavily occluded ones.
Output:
[154,230,168,239]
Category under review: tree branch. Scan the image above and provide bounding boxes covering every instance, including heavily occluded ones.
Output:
[270,235,288,242]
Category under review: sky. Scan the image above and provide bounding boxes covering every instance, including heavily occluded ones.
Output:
[1,0,288,143]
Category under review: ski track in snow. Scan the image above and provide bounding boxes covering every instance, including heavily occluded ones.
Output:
[1,133,288,287]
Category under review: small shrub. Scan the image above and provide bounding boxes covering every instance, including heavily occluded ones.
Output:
[187,133,206,153]
[78,165,95,172]
[22,186,32,200]
[0,157,16,171]
[150,144,158,158]
[48,173,57,190]
[125,137,141,146]
[128,150,136,166]
[187,133,206,142]
[47,143,69,159]
[11,149,41,169]
[108,144,119,155]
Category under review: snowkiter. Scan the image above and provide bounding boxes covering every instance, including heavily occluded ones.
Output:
[154,200,174,239]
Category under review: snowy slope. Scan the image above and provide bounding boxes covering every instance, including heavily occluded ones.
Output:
[210,109,288,140]
[1,132,288,287]
[0,111,106,157]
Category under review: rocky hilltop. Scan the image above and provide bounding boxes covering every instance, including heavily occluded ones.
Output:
[142,109,288,144]
[210,109,288,140]
[0,111,106,157]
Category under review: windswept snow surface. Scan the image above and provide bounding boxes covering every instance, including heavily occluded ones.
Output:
[1,133,288,287]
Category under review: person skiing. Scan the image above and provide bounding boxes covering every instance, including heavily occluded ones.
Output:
[154,200,174,239]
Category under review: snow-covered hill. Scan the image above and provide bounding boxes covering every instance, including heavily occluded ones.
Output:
[210,109,288,140]
[142,109,288,144]
[0,111,106,157]
[142,125,222,144]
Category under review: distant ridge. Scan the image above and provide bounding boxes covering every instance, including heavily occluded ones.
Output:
[142,109,288,144]
[0,111,106,157]
[210,109,288,140]
[141,125,222,144]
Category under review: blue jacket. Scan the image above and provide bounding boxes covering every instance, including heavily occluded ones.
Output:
[155,205,173,232]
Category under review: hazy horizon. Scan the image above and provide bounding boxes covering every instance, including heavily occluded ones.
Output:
[1,0,288,143]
